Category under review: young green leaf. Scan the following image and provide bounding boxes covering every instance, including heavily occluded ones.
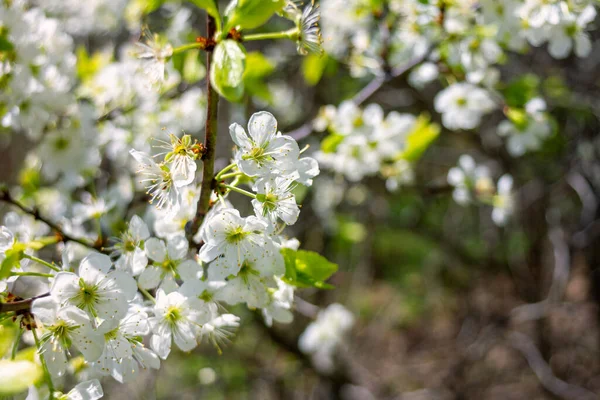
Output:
[398,114,440,162]
[224,0,285,31]
[281,248,338,289]
[210,40,246,102]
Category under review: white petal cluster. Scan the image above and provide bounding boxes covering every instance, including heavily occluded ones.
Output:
[0,0,77,140]
[298,303,355,373]
[315,102,417,184]
[498,98,552,157]
[447,155,515,226]
[434,83,496,131]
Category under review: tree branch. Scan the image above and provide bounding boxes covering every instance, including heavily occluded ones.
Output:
[508,331,597,400]
[188,12,220,242]
[287,50,429,141]
[0,187,100,251]
[0,292,49,313]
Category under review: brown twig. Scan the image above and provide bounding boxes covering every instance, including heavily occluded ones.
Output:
[187,11,220,242]
[0,292,49,313]
[0,187,100,251]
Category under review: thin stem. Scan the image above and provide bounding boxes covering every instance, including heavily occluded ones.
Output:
[244,28,297,42]
[219,171,243,180]
[22,254,60,272]
[32,328,54,400]
[172,42,205,54]
[12,326,23,359]
[188,11,221,241]
[222,184,256,199]
[11,272,54,278]
[214,163,236,180]
[138,285,156,304]
[217,194,227,208]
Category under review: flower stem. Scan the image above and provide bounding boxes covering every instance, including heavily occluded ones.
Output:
[172,42,205,55]
[214,163,236,180]
[138,285,156,304]
[219,171,243,180]
[32,328,54,400]
[221,184,256,199]
[10,271,54,278]
[188,11,221,241]
[244,28,297,42]
[22,254,60,272]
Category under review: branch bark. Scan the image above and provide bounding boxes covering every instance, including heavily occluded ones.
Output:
[188,12,220,241]
[0,187,100,251]
[0,292,49,313]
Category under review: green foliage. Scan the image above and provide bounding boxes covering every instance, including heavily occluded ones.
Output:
[501,74,540,108]
[188,0,219,20]
[302,53,330,86]
[210,40,246,102]
[281,248,338,289]
[0,243,25,280]
[0,323,16,358]
[242,52,275,102]
[224,0,286,31]
[0,359,43,395]
[320,133,345,153]
[398,114,441,162]
[76,47,111,82]
[182,49,206,83]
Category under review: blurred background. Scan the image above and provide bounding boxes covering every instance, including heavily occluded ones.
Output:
[3,0,600,399]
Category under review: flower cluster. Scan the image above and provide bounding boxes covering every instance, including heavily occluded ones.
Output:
[447,155,514,226]
[0,0,77,140]
[298,303,354,373]
[314,101,424,190]
[0,108,319,398]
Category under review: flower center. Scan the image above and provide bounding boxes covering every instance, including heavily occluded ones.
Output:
[73,278,100,315]
[104,327,120,341]
[165,306,182,325]
[226,226,248,244]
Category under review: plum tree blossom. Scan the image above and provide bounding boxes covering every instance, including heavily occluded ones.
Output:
[0,0,597,398]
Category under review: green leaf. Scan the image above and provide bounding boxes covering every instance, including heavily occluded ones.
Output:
[501,74,540,108]
[0,36,14,52]
[320,133,345,153]
[76,46,111,82]
[0,359,43,395]
[188,0,220,21]
[398,114,440,162]
[0,247,24,280]
[210,40,246,102]
[281,248,297,283]
[281,249,338,289]
[243,52,275,102]
[224,0,285,31]
[243,52,275,79]
[302,53,329,86]
[0,324,16,358]
[182,49,206,83]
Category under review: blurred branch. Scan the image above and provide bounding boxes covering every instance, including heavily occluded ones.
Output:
[508,331,597,400]
[294,296,319,319]
[288,51,430,141]
[511,228,570,323]
[0,187,101,251]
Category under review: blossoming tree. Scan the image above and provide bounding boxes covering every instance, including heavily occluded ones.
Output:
[1,0,599,398]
